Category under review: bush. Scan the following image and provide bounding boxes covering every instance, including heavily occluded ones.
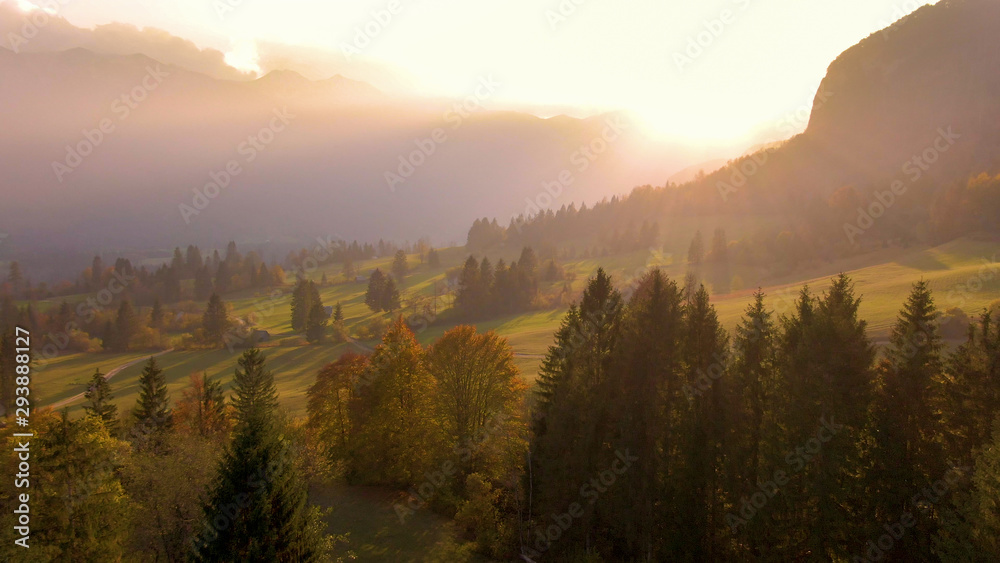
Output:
[356,316,390,341]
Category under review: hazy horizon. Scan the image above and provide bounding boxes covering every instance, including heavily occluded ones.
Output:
[10,0,934,149]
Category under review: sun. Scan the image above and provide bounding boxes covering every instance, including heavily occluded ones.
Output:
[224,40,261,76]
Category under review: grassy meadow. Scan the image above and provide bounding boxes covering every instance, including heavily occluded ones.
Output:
[33,237,999,417]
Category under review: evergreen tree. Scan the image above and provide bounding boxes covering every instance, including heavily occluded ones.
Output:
[84,368,119,432]
[132,357,173,450]
[528,269,623,559]
[675,284,729,559]
[934,417,1000,561]
[725,289,779,555]
[333,302,344,322]
[305,303,328,343]
[29,410,130,560]
[290,279,310,332]
[365,269,387,313]
[382,277,401,312]
[867,281,945,557]
[186,244,204,273]
[455,256,485,317]
[427,248,441,268]
[113,300,137,352]
[195,265,214,301]
[214,261,232,294]
[937,310,1000,464]
[687,230,705,265]
[775,275,876,558]
[609,269,685,558]
[101,319,115,351]
[392,250,408,282]
[150,297,165,330]
[257,263,274,287]
[342,257,356,280]
[194,349,326,561]
[202,293,230,346]
[708,227,728,263]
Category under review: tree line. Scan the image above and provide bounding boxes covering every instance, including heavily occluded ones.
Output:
[310,268,1000,561]
[0,348,336,562]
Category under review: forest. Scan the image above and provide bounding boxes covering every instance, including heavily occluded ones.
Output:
[1,268,997,561]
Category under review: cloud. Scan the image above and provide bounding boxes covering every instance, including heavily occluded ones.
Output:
[0,1,253,80]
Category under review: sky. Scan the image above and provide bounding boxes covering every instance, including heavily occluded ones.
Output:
[24,0,934,147]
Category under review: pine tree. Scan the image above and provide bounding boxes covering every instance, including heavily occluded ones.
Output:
[867,281,945,556]
[342,257,356,280]
[382,277,401,312]
[427,248,441,268]
[775,275,876,558]
[609,269,685,558]
[113,300,137,352]
[934,417,1000,560]
[392,250,408,282]
[84,368,119,433]
[455,256,485,317]
[290,279,310,332]
[365,269,387,313]
[193,349,326,561]
[150,297,165,330]
[528,268,623,558]
[132,357,173,450]
[333,302,344,322]
[937,310,1000,464]
[708,228,728,263]
[30,410,130,560]
[675,284,729,559]
[305,303,328,343]
[214,261,232,294]
[195,265,214,301]
[202,293,230,346]
[687,230,704,265]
